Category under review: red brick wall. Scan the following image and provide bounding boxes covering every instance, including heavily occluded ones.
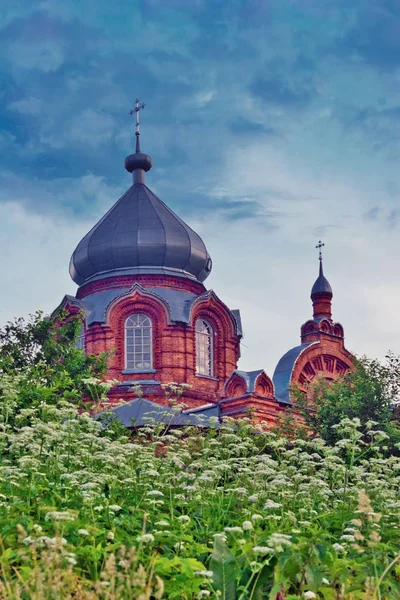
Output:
[76,278,242,408]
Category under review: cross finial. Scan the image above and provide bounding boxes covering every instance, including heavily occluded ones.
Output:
[316,240,325,262]
[129,98,146,152]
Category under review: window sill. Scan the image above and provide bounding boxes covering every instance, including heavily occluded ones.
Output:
[122,369,157,374]
[195,373,219,382]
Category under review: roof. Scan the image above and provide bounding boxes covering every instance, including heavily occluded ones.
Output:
[53,286,242,336]
[311,274,333,296]
[69,182,212,287]
[311,261,332,296]
[272,342,318,404]
[94,397,221,428]
[224,369,265,395]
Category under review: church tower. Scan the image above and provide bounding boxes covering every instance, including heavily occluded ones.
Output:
[55,101,243,410]
[273,242,353,405]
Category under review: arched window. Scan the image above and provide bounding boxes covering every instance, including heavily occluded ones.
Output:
[125,314,153,370]
[196,319,213,377]
[75,323,85,351]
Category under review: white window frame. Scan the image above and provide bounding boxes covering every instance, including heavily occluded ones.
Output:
[125,314,153,371]
[195,318,213,377]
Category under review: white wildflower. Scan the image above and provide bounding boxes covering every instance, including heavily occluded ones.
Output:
[251,514,263,521]
[340,534,355,542]
[304,592,316,599]
[177,515,191,524]
[264,499,282,509]
[333,543,344,552]
[266,533,292,552]
[224,526,243,533]
[78,529,90,536]
[322,578,330,585]
[248,494,258,503]
[137,533,154,544]
[242,520,253,531]
[253,546,274,554]
[174,541,185,550]
[155,520,169,527]
[197,592,211,598]
[45,511,75,522]
[194,570,214,578]
[23,536,34,546]
[108,505,122,512]
[106,531,115,541]
[146,490,164,497]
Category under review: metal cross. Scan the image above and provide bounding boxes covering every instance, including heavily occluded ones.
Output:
[129,98,145,151]
[316,240,325,261]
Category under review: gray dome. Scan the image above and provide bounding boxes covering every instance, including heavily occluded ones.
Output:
[311,262,332,297]
[70,179,212,287]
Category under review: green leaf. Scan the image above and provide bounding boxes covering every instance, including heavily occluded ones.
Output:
[210,534,238,600]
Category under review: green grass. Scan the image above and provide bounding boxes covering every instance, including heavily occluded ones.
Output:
[0,379,399,598]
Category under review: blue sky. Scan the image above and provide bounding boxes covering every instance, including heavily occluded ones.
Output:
[2,0,400,374]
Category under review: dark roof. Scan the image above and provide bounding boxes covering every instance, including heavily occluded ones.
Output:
[53,286,242,337]
[94,397,221,428]
[272,342,318,404]
[222,369,265,396]
[311,261,332,296]
[69,182,212,287]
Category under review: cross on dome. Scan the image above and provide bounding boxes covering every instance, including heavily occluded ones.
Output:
[129,98,146,152]
[316,240,325,262]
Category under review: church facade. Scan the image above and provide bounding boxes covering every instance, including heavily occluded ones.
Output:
[55,108,353,425]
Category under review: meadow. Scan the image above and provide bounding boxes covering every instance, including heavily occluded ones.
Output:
[0,386,399,598]
[0,314,399,599]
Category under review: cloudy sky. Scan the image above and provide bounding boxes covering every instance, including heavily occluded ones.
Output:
[1,0,400,375]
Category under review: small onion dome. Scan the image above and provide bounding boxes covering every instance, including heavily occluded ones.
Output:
[125,152,153,173]
[311,261,333,297]
[69,150,212,287]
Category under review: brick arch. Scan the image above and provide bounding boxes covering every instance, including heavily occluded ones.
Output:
[292,345,353,395]
[106,291,169,373]
[254,372,274,397]
[318,319,332,334]
[192,309,225,381]
[190,294,240,385]
[333,323,344,338]
[190,292,238,339]
[301,320,318,335]
[224,373,247,398]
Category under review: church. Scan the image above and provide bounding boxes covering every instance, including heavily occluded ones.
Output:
[54,102,353,426]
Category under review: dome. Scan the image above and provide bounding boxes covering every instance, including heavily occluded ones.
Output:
[311,261,332,297]
[70,150,212,287]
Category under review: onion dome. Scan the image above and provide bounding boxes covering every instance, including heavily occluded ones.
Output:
[311,247,333,320]
[311,260,332,298]
[69,106,212,287]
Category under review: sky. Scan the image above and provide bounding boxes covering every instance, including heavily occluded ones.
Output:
[2,0,400,376]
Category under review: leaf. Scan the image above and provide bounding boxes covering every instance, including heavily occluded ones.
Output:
[209,534,238,600]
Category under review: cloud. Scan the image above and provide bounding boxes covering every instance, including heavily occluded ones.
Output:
[335,5,400,70]
[8,97,45,116]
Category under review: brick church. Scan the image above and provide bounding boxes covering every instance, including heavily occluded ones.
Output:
[54,104,353,426]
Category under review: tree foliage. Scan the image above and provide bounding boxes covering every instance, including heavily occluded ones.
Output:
[289,354,400,448]
[0,310,108,410]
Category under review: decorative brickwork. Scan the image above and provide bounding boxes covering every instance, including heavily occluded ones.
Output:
[63,275,243,410]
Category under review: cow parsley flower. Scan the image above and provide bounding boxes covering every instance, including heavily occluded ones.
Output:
[137,533,154,544]
[253,546,274,554]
